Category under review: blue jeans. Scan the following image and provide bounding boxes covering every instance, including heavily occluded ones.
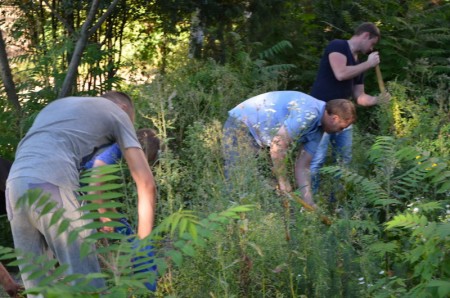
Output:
[310,125,353,194]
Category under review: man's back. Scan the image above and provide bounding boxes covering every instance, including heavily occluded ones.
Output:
[228,91,324,147]
[9,96,140,189]
[310,39,363,101]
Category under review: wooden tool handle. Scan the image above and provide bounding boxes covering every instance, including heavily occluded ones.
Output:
[289,193,332,226]
[375,65,386,94]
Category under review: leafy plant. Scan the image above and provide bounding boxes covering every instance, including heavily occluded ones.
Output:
[321,135,449,297]
[0,163,256,297]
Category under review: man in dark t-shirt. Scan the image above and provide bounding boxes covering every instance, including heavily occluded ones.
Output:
[310,22,390,194]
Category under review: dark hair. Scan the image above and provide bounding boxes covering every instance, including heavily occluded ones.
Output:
[354,22,380,39]
[101,91,134,108]
[325,99,356,122]
[137,128,161,165]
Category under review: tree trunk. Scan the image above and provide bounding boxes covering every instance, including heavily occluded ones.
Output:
[188,8,204,59]
[57,0,120,98]
[0,30,21,113]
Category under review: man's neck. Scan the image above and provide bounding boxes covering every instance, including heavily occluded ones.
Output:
[347,38,358,55]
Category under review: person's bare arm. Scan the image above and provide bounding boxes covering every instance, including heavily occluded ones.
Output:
[294,148,316,208]
[0,263,22,297]
[354,84,391,107]
[123,147,157,239]
[270,126,293,193]
[329,51,379,81]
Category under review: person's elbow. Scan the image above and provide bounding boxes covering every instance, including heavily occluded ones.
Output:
[334,72,347,81]
[331,68,347,81]
[143,175,157,193]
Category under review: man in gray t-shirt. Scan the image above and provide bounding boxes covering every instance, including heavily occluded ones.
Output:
[5,91,157,293]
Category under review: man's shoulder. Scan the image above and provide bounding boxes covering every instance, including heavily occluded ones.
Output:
[326,39,349,53]
[45,96,112,110]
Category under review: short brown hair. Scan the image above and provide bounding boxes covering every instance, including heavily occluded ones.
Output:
[101,91,134,109]
[354,22,380,39]
[137,128,160,165]
[325,99,356,122]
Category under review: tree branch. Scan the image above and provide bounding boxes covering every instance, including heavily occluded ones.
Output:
[89,0,121,36]
[41,0,75,35]
[0,30,21,112]
[57,0,121,98]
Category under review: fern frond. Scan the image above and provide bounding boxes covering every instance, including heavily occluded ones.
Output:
[368,241,399,257]
[262,64,296,73]
[368,136,396,165]
[348,219,381,234]
[258,40,293,60]
[395,146,420,162]
[344,170,389,203]
[385,213,428,230]
[322,166,389,204]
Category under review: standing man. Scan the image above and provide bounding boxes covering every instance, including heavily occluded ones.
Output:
[5,91,157,294]
[310,22,389,194]
[223,91,356,208]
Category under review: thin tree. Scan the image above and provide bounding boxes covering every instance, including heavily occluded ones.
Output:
[0,30,21,113]
[41,0,121,98]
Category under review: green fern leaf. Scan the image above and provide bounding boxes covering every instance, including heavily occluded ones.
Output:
[368,241,399,256]
[385,213,427,230]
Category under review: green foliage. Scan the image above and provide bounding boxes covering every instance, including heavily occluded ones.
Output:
[321,135,449,297]
[0,164,256,297]
[1,1,449,297]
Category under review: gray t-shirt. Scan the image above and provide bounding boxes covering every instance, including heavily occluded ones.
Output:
[8,96,141,189]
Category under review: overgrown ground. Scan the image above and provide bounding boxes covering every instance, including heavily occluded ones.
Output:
[115,60,449,297]
[1,56,449,297]
[0,57,449,297]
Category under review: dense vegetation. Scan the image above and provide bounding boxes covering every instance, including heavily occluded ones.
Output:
[0,0,449,297]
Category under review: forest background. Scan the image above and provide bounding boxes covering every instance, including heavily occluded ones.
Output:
[0,0,449,297]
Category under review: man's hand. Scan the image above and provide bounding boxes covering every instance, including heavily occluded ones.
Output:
[278,177,293,194]
[377,92,391,104]
[0,263,24,298]
[5,281,23,298]
[99,216,115,233]
[367,51,380,67]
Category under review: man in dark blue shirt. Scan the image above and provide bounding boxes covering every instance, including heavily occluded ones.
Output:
[310,22,390,195]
